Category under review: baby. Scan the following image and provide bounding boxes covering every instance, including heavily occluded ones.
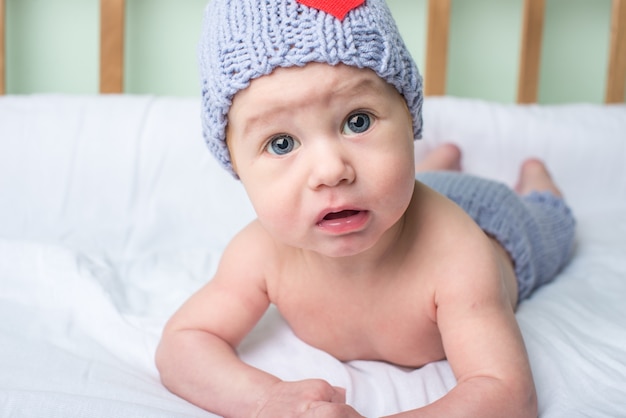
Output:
[156,0,576,417]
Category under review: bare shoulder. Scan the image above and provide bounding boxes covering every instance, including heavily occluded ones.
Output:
[209,219,280,313]
[217,219,280,286]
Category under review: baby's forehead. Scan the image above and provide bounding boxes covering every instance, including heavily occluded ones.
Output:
[231,63,400,115]
[227,63,403,136]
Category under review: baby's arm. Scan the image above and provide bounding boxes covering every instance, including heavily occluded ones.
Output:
[387,235,537,418]
[155,223,356,417]
[155,225,276,416]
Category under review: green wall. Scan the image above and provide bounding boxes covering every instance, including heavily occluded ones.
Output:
[6,0,207,96]
[6,0,100,94]
[5,0,624,103]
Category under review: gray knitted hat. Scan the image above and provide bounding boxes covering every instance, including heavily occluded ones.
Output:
[199,0,423,177]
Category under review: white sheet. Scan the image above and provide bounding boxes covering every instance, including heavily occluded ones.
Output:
[1,95,625,417]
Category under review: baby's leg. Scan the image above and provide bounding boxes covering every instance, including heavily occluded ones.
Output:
[415,143,462,172]
[511,158,575,300]
[514,158,563,198]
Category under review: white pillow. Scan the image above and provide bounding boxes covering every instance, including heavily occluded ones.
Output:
[419,97,626,214]
[0,95,254,256]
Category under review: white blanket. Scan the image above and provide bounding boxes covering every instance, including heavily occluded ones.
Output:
[1,95,625,417]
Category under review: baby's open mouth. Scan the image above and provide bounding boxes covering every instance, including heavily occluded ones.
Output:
[316,209,369,232]
[323,210,361,221]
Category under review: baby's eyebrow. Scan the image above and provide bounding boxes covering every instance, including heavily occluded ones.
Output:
[336,77,386,98]
[236,108,287,140]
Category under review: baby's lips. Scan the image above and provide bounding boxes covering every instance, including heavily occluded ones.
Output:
[323,210,361,221]
[316,206,365,225]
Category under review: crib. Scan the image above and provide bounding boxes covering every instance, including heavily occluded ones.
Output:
[1,1,625,417]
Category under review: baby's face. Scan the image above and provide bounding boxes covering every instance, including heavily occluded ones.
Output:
[227,63,416,257]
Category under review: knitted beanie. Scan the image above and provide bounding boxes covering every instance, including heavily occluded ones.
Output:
[199,0,423,177]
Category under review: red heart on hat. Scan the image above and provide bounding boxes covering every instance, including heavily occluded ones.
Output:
[296,0,365,20]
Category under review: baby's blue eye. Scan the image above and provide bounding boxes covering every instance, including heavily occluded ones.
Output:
[267,134,299,155]
[343,112,372,135]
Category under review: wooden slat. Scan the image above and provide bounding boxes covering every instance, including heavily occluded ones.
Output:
[100,0,125,94]
[0,0,6,95]
[606,0,626,103]
[517,0,545,104]
[424,0,451,96]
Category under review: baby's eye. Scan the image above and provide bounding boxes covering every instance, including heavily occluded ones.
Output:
[266,134,300,156]
[343,112,372,135]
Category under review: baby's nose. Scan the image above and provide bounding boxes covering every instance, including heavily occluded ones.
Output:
[307,141,355,189]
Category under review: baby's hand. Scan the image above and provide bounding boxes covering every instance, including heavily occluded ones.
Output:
[256,379,364,418]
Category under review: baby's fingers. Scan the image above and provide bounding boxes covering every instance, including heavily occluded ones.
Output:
[305,401,364,418]
[330,386,346,403]
[255,379,349,418]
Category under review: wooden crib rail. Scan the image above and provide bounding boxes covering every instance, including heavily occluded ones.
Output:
[424,0,548,103]
[424,0,625,104]
[1,0,625,102]
[424,0,450,98]
[517,0,545,104]
[607,0,626,103]
[100,0,125,94]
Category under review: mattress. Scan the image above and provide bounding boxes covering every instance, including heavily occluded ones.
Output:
[0,95,625,417]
